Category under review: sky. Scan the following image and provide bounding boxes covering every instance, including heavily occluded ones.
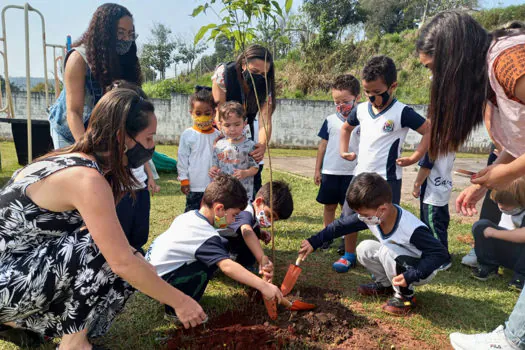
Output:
[0,0,522,79]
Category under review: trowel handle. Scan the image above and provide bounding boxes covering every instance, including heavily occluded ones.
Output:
[280,298,292,308]
[295,254,304,266]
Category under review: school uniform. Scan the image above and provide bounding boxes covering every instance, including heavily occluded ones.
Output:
[418,152,455,250]
[308,205,449,297]
[146,210,231,314]
[347,99,426,205]
[316,113,360,206]
[177,128,221,212]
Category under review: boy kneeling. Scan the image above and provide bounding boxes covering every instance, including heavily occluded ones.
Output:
[147,174,282,322]
[299,172,449,315]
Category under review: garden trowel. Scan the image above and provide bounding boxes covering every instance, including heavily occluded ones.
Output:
[280,255,304,296]
[280,298,316,311]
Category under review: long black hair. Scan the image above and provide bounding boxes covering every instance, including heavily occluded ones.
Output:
[74,3,143,89]
[417,11,490,158]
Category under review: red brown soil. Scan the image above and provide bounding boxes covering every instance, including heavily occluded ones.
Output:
[166,287,442,350]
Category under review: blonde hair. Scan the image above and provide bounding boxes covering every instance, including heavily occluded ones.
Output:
[491,176,525,208]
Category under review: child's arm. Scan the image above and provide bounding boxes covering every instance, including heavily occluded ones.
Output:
[484,227,525,243]
[397,118,431,167]
[413,167,431,198]
[240,224,273,281]
[144,162,161,196]
[217,258,282,301]
[177,132,191,195]
[233,166,258,180]
[315,140,328,185]
[209,147,221,179]
[340,119,357,161]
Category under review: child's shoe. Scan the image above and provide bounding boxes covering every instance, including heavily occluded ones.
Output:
[382,295,416,316]
[461,248,478,268]
[332,253,356,273]
[357,282,393,296]
[472,265,499,281]
[438,261,452,271]
[508,276,525,292]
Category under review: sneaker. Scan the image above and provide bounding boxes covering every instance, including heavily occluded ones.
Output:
[381,295,416,316]
[357,282,394,296]
[508,278,524,292]
[337,238,345,255]
[332,255,356,273]
[461,248,478,268]
[320,240,333,250]
[450,325,519,350]
[438,261,453,271]
[472,265,499,281]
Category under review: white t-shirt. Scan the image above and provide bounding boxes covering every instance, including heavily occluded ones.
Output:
[499,210,525,230]
[146,210,230,277]
[419,152,455,207]
[177,127,221,192]
[130,165,147,190]
[348,100,426,180]
[318,114,360,175]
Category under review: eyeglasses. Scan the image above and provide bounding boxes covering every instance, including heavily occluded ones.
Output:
[117,30,138,41]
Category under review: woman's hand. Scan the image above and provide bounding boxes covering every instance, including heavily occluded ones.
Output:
[148,178,160,196]
[298,240,314,260]
[250,143,266,163]
[173,295,208,329]
[455,184,487,216]
[260,282,283,304]
[471,163,517,190]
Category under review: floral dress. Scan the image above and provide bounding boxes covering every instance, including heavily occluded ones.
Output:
[0,155,134,338]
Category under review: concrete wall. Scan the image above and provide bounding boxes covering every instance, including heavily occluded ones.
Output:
[3,91,492,152]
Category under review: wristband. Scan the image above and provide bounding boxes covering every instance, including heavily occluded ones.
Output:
[181,179,190,186]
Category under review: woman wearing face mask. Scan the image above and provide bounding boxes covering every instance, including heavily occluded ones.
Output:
[49,3,142,148]
[212,44,277,198]
[0,89,207,350]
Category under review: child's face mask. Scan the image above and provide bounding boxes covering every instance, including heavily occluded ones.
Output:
[214,215,228,229]
[256,210,272,228]
[193,114,214,131]
[357,208,383,226]
[500,207,524,216]
[335,101,355,120]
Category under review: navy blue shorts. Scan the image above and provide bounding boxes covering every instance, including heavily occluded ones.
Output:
[316,174,353,206]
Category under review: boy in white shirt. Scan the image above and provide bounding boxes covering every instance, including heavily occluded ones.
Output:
[177,87,221,212]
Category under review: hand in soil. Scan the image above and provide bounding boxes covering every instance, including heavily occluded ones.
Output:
[392,274,407,287]
[259,256,273,283]
[174,295,208,329]
[298,240,314,259]
[261,282,283,304]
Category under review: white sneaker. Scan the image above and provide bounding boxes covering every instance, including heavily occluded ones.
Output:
[450,325,519,350]
[461,248,478,268]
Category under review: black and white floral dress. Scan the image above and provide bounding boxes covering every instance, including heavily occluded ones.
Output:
[0,155,134,338]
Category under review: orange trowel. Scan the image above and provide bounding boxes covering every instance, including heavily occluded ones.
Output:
[280,255,304,296]
[264,297,316,320]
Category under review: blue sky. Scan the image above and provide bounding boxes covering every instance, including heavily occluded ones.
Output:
[1,0,522,78]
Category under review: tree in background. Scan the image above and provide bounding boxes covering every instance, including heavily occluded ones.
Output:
[0,75,20,94]
[173,40,207,73]
[196,34,236,72]
[141,23,177,80]
[30,82,55,94]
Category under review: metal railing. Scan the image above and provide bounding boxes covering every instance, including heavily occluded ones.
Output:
[0,3,66,163]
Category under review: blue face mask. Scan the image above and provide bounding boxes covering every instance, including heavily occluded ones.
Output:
[116,39,133,55]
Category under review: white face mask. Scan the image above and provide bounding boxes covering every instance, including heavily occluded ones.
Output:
[357,208,383,226]
[256,210,272,228]
[500,207,524,217]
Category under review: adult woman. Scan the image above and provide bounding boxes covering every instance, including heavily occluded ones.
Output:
[416,12,525,349]
[212,44,276,195]
[0,89,206,350]
[49,3,142,148]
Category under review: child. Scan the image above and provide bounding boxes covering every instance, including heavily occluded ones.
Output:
[412,151,456,270]
[314,74,361,252]
[146,174,283,320]
[178,87,221,212]
[224,181,294,279]
[110,80,160,253]
[334,55,431,273]
[209,102,259,199]
[299,172,449,316]
[470,176,525,291]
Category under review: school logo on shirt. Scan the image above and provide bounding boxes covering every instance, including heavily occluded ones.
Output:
[383,120,394,133]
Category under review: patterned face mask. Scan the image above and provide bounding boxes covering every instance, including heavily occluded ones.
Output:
[193,114,213,131]
[256,210,272,228]
[214,215,228,229]
[335,101,355,120]
[116,39,133,55]
[357,208,383,226]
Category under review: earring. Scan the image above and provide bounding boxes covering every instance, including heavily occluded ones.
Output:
[124,144,128,153]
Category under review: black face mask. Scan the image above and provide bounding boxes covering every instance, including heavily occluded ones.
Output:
[368,89,391,108]
[243,69,267,94]
[126,137,155,169]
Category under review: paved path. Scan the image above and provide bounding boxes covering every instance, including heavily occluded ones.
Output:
[265,156,488,223]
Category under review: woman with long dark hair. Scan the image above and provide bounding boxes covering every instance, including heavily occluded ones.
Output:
[49,3,142,148]
[0,89,206,349]
[212,44,277,196]
[416,12,525,349]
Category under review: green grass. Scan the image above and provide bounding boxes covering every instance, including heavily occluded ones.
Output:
[0,142,518,349]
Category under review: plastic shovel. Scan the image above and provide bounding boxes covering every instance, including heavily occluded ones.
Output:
[280,255,303,296]
[280,298,316,311]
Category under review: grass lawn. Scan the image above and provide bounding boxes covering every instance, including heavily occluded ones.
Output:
[0,142,518,349]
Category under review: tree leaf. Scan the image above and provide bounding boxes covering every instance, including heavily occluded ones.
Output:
[194,23,217,44]
[191,5,205,17]
[285,0,293,14]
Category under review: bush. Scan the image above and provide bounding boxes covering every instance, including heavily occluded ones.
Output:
[473,5,525,30]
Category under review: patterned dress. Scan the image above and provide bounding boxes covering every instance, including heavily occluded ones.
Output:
[0,155,134,338]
